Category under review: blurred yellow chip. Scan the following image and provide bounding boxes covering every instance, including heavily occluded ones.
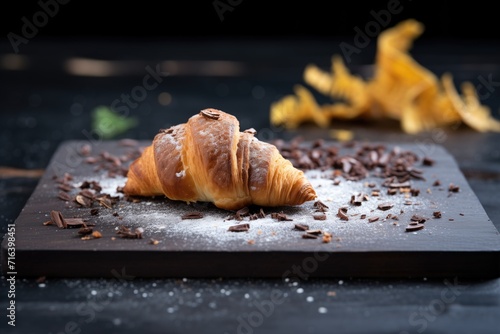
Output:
[270,19,500,134]
[329,129,354,142]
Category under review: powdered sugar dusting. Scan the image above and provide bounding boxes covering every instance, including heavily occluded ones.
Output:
[71,167,434,250]
[175,170,186,178]
[68,149,436,251]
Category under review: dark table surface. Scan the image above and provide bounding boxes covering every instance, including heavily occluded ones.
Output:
[1,34,500,334]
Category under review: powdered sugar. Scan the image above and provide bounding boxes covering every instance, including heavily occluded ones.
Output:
[70,160,434,250]
[87,169,432,249]
[175,170,186,178]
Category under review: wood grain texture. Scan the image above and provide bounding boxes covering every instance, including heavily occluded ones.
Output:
[2,140,499,279]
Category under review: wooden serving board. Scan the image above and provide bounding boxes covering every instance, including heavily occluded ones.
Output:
[2,140,500,279]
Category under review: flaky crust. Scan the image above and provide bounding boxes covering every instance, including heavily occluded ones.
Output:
[123,108,317,210]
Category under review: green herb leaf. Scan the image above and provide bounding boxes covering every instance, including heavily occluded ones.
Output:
[91,106,138,139]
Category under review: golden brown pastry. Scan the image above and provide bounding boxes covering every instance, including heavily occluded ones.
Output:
[123,108,317,210]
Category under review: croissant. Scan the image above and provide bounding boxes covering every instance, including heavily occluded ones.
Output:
[123,108,317,211]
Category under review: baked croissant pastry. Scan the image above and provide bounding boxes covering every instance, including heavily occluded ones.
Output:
[123,108,317,210]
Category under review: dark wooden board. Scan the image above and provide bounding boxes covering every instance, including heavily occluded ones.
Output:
[2,140,500,279]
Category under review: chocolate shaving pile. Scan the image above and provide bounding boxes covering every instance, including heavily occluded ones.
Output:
[80,141,143,178]
[273,140,428,184]
[45,210,101,240]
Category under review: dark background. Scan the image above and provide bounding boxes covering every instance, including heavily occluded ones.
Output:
[1,1,499,40]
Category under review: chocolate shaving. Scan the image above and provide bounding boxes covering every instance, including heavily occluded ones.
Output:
[96,197,112,209]
[50,210,67,229]
[350,193,367,206]
[314,200,329,209]
[294,224,309,231]
[90,181,102,192]
[58,191,72,201]
[162,128,174,134]
[433,211,442,218]
[448,183,460,193]
[235,207,250,220]
[78,226,93,235]
[79,189,95,199]
[200,109,220,120]
[75,195,92,207]
[271,212,293,221]
[313,213,327,221]
[305,229,322,235]
[387,188,398,195]
[388,181,411,188]
[228,223,250,232]
[58,183,73,192]
[422,157,435,166]
[408,168,425,180]
[181,212,204,220]
[377,203,394,211]
[314,200,329,212]
[337,207,349,221]
[410,214,427,223]
[79,181,91,189]
[368,216,379,223]
[65,218,93,227]
[405,224,425,232]
[302,233,319,239]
